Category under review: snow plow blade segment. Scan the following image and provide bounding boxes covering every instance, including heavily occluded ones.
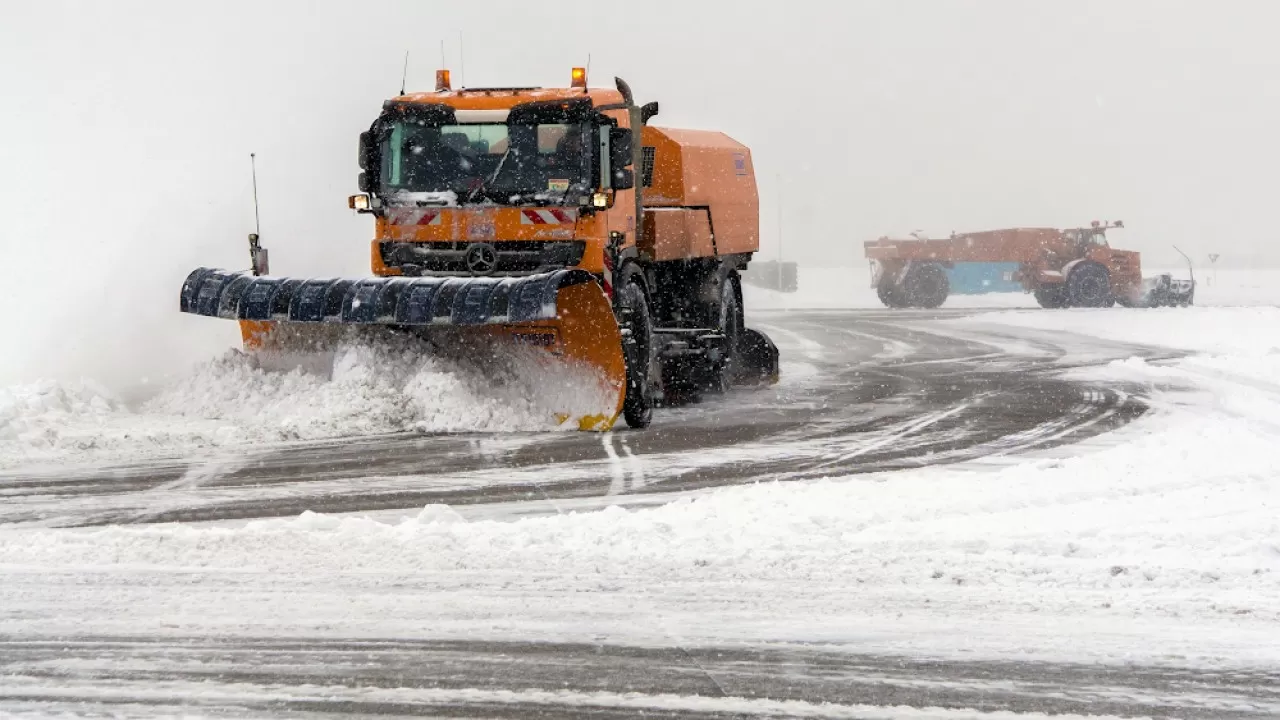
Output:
[179,267,626,431]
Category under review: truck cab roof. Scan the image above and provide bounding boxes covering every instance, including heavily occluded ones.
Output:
[390,87,627,112]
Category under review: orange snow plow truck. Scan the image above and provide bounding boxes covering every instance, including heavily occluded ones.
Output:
[863,221,1196,309]
[179,69,779,431]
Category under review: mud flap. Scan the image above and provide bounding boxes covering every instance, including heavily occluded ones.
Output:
[179,267,626,431]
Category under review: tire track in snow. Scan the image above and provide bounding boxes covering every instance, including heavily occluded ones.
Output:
[2,636,1274,719]
[0,310,1158,527]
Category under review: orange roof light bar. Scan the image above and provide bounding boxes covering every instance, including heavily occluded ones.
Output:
[436,69,451,92]
[571,67,587,88]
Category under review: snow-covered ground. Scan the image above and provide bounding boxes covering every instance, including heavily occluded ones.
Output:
[2,264,1272,471]
[3,297,1280,671]
[2,262,1280,673]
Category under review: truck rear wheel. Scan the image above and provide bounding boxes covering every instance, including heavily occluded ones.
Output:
[702,273,742,393]
[618,278,653,429]
[1066,262,1112,308]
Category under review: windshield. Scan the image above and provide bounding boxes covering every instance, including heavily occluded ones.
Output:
[379,120,593,205]
[1064,229,1109,247]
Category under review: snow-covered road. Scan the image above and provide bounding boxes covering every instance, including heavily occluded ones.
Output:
[1,306,1278,717]
[0,310,1157,528]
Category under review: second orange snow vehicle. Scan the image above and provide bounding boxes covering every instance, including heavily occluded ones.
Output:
[179,68,779,431]
[863,221,1196,309]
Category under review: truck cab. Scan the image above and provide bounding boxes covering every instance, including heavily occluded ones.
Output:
[348,69,646,296]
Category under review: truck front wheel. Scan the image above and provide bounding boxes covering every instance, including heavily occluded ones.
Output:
[1034,285,1068,308]
[618,278,654,429]
[1066,262,1112,308]
[877,280,905,308]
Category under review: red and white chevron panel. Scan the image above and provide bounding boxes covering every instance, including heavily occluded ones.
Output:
[387,208,443,226]
[520,208,576,225]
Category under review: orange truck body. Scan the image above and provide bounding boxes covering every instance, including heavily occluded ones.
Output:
[864,222,1193,308]
[366,88,759,279]
[180,69,778,432]
[640,127,759,261]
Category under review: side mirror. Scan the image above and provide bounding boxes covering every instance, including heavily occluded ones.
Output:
[357,171,374,192]
[612,167,634,190]
[641,101,659,124]
[609,127,632,169]
[358,131,376,170]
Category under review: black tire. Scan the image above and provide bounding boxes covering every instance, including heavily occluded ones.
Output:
[877,281,905,308]
[617,278,653,429]
[1065,262,1112,308]
[901,263,949,308]
[1034,285,1068,308]
[703,273,742,393]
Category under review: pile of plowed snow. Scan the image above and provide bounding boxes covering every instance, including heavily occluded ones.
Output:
[0,333,613,469]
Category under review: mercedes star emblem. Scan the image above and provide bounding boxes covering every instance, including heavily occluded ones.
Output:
[464,242,498,275]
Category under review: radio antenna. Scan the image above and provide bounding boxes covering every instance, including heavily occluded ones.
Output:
[247,152,268,276]
[440,39,447,69]
[250,152,261,236]
[459,31,465,87]
[400,50,409,95]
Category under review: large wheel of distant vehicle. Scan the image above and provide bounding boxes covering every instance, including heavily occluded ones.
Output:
[901,263,949,309]
[877,280,906,308]
[617,275,653,429]
[1066,262,1112,308]
[1034,285,1069,308]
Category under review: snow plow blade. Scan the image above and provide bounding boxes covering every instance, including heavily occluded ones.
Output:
[179,267,626,431]
[1126,273,1196,308]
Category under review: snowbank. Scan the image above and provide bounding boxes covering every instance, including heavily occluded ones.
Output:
[950,306,1280,403]
[0,332,614,469]
[952,306,1280,357]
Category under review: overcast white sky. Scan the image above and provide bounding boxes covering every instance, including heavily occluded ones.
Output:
[2,0,1278,386]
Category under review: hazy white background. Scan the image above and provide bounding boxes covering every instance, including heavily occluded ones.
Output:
[2,0,1278,388]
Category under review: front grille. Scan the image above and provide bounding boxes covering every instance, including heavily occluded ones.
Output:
[380,240,586,276]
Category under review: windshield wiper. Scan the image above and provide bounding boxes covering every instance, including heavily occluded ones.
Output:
[466,146,514,203]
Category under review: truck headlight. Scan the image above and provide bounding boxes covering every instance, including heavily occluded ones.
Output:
[348,193,371,211]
